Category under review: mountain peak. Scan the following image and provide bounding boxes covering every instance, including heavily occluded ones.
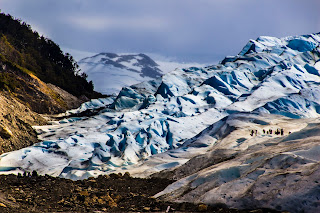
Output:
[78,52,164,95]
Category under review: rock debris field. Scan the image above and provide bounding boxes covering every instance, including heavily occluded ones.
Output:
[0,173,280,212]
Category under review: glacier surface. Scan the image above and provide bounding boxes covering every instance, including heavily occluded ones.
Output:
[1,33,320,212]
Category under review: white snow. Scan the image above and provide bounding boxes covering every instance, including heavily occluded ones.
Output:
[81,63,154,95]
[119,59,142,72]
[79,52,208,95]
[155,60,208,74]
[78,53,165,95]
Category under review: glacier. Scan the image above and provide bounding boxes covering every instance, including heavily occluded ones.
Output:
[154,113,320,213]
[1,33,320,212]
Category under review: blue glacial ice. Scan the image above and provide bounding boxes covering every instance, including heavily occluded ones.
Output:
[0,33,320,179]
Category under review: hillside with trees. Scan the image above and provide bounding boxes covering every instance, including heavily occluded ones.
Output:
[0,13,102,154]
[0,12,100,99]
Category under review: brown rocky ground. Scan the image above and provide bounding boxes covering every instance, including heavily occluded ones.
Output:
[0,63,90,154]
[0,92,46,154]
[0,173,281,213]
[0,80,87,155]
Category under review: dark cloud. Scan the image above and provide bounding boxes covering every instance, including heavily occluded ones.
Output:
[1,0,319,63]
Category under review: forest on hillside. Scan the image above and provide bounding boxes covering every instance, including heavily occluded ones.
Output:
[0,12,100,98]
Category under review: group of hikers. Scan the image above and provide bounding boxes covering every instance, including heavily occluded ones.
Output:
[250,128,290,136]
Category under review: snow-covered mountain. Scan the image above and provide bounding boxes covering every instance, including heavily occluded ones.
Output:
[79,53,206,95]
[79,53,163,95]
[1,32,320,212]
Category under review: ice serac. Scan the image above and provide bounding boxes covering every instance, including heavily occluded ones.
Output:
[0,33,320,212]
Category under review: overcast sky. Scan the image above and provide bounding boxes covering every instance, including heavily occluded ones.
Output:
[1,0,320,63]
